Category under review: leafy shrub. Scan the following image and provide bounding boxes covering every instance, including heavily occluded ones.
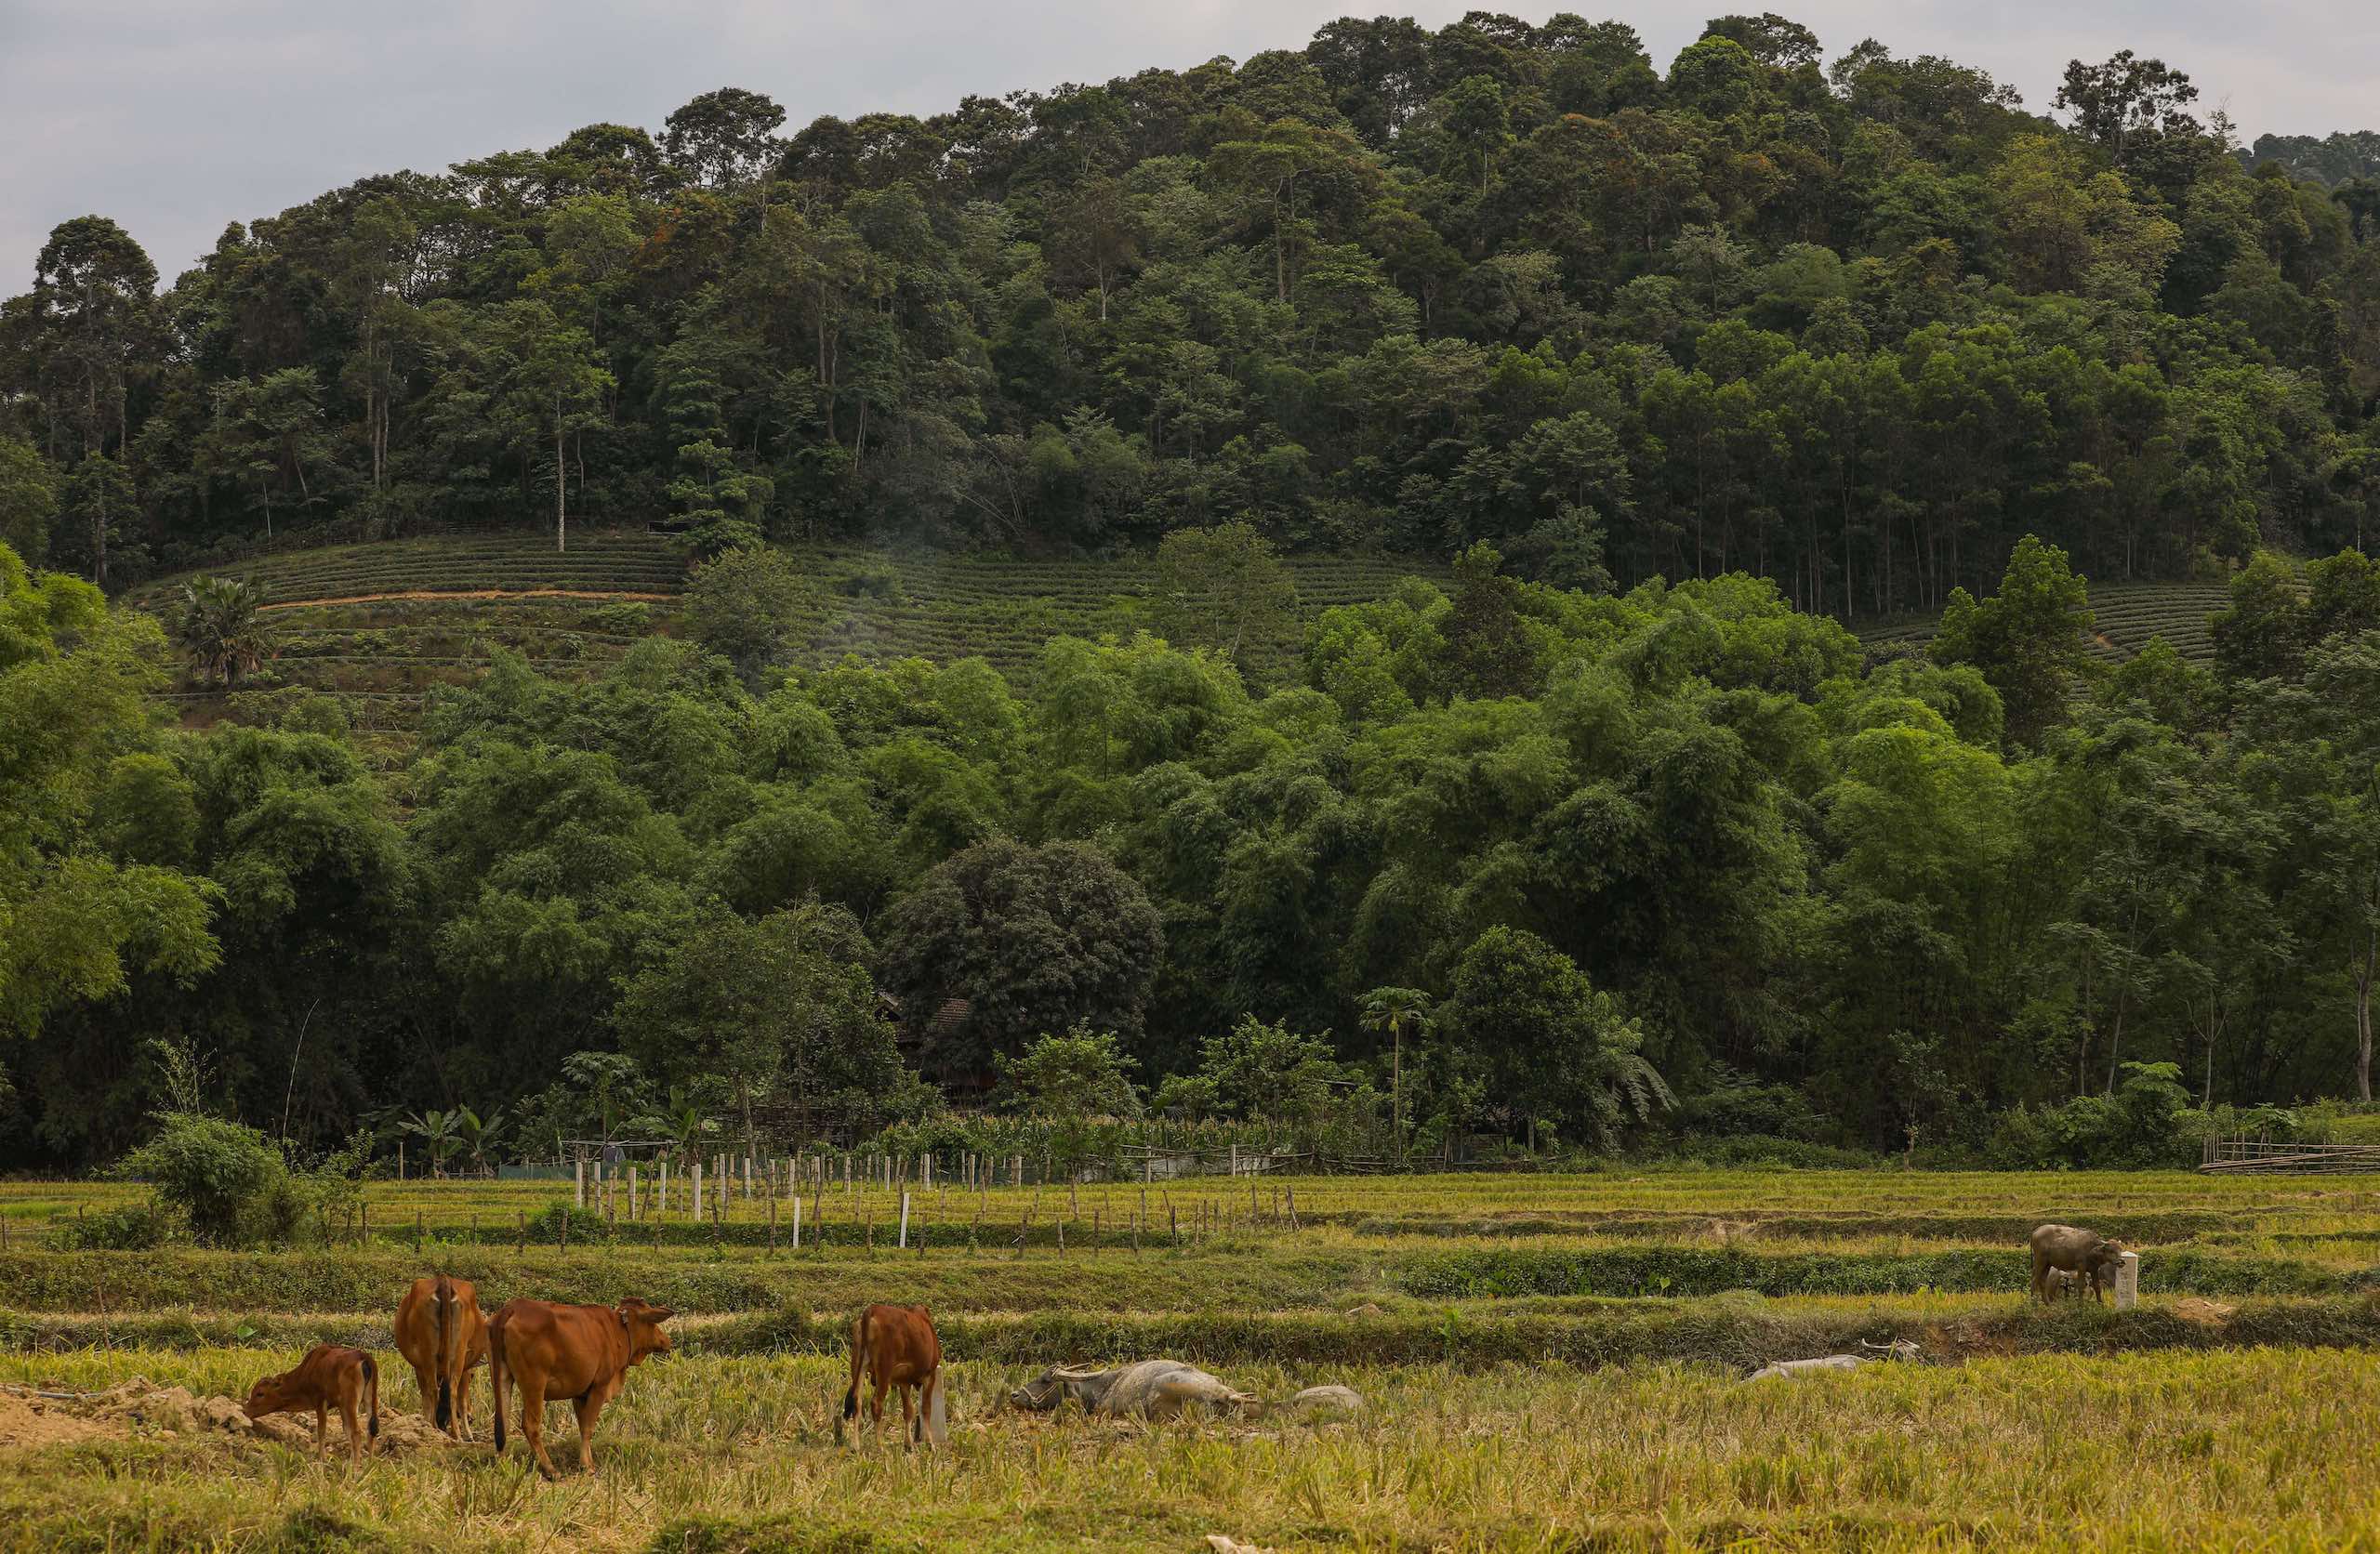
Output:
[525,1203,608,1244]
[833,559,901,600]
[591,601,653,635]
[1670,1070,1830,1142]
[46,1202,174,1250]
[117,1111,298,1245]
[1986,1062,2194,1169]
[1669,1133,1883,1169]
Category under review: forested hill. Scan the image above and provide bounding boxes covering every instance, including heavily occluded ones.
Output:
[3,13,2377,617]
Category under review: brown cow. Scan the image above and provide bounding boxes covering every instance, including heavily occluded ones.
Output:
[245,1344,380,1464]
[839,1303,945,1446]
[395,1274,488,1439]
[488,1297,674,1478]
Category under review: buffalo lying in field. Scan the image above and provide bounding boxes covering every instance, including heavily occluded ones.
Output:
[1009,1361,1257,1420]
[1745,1338,1919,1381]
[2030,1224,2124,1304]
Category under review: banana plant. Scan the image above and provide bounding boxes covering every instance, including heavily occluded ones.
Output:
[399,1108,464,1178]
[632,1086,719,1172]
[454,1106,509,1176]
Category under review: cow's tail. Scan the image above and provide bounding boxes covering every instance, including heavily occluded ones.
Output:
[924,1367,948,1445]
[838,1310,870,1439]
[433,1281,455,1430]
[489,1320,509,1452]
[362,1354,380,1442]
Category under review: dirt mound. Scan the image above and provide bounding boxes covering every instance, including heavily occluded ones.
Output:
[0,1390,111,1450]
[0,1380,456,1455]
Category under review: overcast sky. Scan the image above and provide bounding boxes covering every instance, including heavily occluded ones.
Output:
[2,1,2371,293]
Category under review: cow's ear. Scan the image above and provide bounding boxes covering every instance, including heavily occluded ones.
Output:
[648,1306,676,1324]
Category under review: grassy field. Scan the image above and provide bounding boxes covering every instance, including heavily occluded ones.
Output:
[6,1169,2380,1548]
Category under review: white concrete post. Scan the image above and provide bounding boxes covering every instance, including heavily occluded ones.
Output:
[574,1160,585,1208]
[2114,1251,2140,1310]
[693,1161,704,1220]
[792,1193,802,1250]
[899,1190,910,1249]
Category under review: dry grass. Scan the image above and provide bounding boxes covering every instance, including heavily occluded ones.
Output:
[6,1347,2380,1550]
[7,1170,2380,1547]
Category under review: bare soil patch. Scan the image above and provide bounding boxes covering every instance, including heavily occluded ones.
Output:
[0,1379,456,1455]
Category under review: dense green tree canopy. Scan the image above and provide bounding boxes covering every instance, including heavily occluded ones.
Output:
[0,16,2371,619]
[4,9,2380,1169]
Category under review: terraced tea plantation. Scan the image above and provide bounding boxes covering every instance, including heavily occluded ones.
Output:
[6,1168,2380,1550]
[1860,579,2233,665]
[132,533,1449,751]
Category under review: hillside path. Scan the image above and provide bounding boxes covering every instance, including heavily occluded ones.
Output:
[258,586,676,612]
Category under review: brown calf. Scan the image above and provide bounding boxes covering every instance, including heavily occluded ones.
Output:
[839,1303,945,1446]
[395,1274,488,1440]
[245,1344,380,1464]
[489,1297,674,1478]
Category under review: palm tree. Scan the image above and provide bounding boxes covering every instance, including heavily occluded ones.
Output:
[174,576,274,688]
[1361,987,1435,1165]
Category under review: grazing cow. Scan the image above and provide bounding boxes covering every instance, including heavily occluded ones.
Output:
[2030,1224,2125,1305]
[2043,1267,2082,1302]
[245,1344,380,1464]
[839,1303,945,1446]
[489,1297,674,1478]
[394,1274,488,1440]
[1008,1360,1258,1419]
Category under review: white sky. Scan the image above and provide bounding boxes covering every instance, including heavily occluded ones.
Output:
[2,0,2372,291]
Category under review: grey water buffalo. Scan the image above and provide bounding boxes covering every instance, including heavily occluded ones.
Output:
[2030,1224,2125,1304]
[1008,1361,1258,1419]
[1745,1338,1919,1381]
